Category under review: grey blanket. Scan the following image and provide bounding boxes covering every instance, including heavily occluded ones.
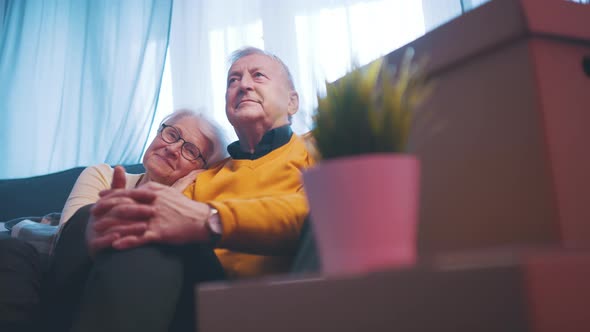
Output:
[3,213,61,256]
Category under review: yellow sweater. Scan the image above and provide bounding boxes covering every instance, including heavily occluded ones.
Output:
[183,133,314,278]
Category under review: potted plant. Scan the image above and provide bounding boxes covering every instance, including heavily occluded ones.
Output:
[303,48,432,276]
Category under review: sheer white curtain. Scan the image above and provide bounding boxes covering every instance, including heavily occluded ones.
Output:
[154,0,465,143]
[0,0,172,178]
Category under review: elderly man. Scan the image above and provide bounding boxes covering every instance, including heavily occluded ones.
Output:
[45,47,314,332]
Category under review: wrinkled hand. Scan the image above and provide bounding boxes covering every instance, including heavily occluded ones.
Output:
[85,166,155,256]
[170,169,203,192]
[111,181,212,250]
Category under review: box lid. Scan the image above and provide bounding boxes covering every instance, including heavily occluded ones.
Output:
[386,0,590,75]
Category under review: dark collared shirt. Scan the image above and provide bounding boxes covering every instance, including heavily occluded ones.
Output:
[227,125,293,160]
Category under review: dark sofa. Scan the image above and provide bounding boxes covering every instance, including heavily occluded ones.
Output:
[0,164,145,223]
[0,164,319,273]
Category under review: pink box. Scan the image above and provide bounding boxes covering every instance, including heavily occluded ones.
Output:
[381,0,590,254]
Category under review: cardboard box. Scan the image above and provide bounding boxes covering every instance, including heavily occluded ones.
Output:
[381,0,590,254]
[198,250,590,332]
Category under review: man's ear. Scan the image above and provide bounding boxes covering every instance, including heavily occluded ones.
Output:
[287,91,299,116]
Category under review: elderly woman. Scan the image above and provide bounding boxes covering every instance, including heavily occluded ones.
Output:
[0,109,226,332]
[59,109,227,224]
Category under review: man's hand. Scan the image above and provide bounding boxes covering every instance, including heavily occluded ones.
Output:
[111,181,213,250]
[85,166,155,256]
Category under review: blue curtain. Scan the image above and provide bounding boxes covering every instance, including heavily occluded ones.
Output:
[0,0,172,178]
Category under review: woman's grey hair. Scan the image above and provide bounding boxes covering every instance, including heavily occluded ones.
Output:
[228,46,296,90]
[160,109,228,166]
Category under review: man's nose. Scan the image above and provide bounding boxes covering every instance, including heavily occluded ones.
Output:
[239,74,254,90]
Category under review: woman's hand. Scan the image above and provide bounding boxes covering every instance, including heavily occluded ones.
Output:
[111,182,212,250]
[170,169,204,191]
[85,166,155,256]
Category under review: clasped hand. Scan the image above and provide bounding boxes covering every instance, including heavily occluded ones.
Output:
[86,166,211,256]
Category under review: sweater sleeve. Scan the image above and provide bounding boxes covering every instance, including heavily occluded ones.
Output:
[208,189,309,255]
[59,164,113,224]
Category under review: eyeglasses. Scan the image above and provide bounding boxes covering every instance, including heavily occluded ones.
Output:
[159,123,207,165]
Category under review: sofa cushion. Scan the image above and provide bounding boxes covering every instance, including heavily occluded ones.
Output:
[290,217,320,274]
[0,167,86,222]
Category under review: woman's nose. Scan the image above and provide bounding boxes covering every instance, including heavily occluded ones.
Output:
[165,140,183,156]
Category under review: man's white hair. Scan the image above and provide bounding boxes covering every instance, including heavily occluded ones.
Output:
[228,46,296,90]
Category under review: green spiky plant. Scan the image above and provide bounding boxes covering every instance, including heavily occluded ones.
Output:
[311,48,432,160]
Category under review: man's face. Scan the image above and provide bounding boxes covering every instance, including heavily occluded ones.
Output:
[225,53,298,131]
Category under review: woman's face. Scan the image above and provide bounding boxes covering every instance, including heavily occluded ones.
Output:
[142,115,211,186]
